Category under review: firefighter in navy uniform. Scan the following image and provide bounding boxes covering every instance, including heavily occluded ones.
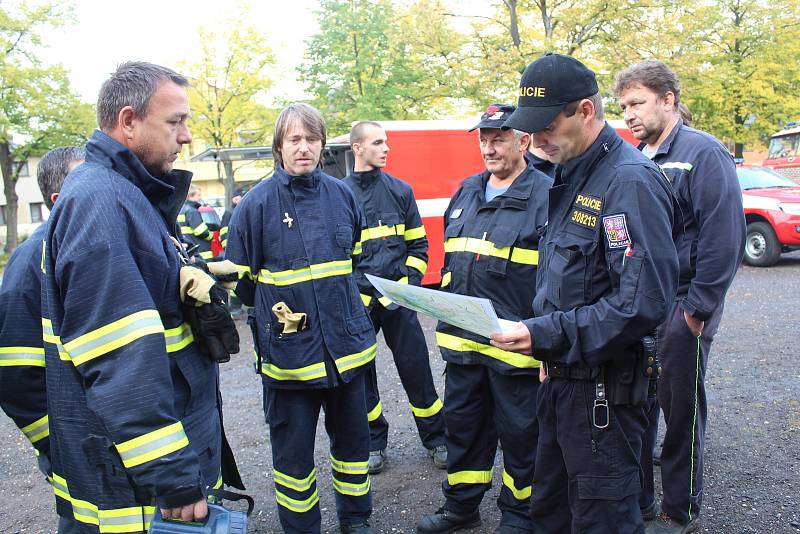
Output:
[615,60,745,534]
[417,105,552,534]
[343,121,447,474]
[42,63,237,533]
[492,54,679,533]
[220,187,244,251]
[0,146,84,483]
[226,104,377,534]
[179,184,214,261]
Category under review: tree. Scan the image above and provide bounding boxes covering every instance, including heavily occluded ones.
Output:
[0,1,95,253]
[678,0,800,158]
[300,0,473,134]
[182,21,276,208]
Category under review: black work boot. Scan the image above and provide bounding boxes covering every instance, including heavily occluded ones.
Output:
[645,512,700,533]
[341,521,374,533]
[417,507,481,533]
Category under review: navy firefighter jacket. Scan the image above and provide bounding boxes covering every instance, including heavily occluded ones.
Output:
[42,130,222,527]
[645,119,745,320]
[343,169,429,307]
[525,124,679,368]
[226,166,378,389]
[437,158,552,375]
[0,223,50,466]
[178,200,214,260]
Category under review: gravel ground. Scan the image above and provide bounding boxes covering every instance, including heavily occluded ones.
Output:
[1,253,799,533]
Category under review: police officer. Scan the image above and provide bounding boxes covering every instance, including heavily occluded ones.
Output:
[615,60,745,533]
[42,62,231,532]
[179,184,214,260]
[343,121,447,474]
[418,104,552,534]
[226,104,376,534]
[491,54,680,532]
[0,146,83,483]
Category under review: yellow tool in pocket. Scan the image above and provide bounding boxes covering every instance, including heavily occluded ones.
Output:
[272,302,308,334]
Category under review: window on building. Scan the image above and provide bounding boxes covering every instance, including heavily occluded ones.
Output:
[16,161,30,177]
[29,202,44,223]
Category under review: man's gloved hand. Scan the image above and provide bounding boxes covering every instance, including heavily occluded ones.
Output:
[179,265,240,363]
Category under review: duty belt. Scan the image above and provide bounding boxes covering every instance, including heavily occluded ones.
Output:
[543,361,599,381]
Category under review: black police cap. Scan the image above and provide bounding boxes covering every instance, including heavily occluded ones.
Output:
[468,104,516,132]
[503,53,599,133]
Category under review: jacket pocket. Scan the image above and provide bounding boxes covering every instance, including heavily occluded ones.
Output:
[486,227,520,277]
[336,224,354,255]
[618,248,645,314]
[545,236,596,310]
[346,313,373,335]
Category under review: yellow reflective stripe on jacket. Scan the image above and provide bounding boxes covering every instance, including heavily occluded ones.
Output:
[115,421,189,469]
[192,222,209,237]
[330,455,369,475]
[51,473,156,532]
[21,414,49,443]
[403,225,426,241]
[436,332,539,369]
[447,469,493,485]
[410,398,443,418]
[332,475,371,496]
[42,319,70,361]
[441,271,452,288]
[0,346,45,367]
[213,471,224,490]
[360,293,373,306]
[405,255,427,275]
[261,360,327,382]
[360,223,406,242]
[63,310,164,366]
[199,250,214,260]
[353,241,363,255]
[502,469,532,500]
[220,226,229,237]
[178,225,194,236]
[275,489,319,513]
[232,263,254,280]
[274,468,316,492]
[258,259,352,286]
[367,401,383,422]
[164,323,194,353]
[445,237,539,266]
[334,343,377,374]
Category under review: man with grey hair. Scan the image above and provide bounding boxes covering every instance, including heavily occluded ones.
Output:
[0,146,83,486]
[615,59,744,534]
[42,61,233,533]
[418,104,552,534]
[226,103,376,533]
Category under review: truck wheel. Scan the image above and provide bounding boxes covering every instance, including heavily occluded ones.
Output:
[744,221,781,267]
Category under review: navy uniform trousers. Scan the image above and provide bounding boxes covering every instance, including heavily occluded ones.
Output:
[443,363,538,530]
[640,300,724,523]
[365,305,445,451]
[265,374,372,534]
[532,377,648,534]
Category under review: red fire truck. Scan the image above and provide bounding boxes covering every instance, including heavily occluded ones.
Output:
[763,123,800,182]
[323,119,637,285]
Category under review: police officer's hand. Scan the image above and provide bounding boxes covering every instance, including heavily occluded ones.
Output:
[161,499,208,522]
[489,322,532,355]
[683,310,704,338]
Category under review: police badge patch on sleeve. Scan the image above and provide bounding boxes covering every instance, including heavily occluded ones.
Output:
[602,213,631,249]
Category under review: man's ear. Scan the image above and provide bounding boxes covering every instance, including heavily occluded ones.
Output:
[519,133,531,152]
[351,142,361,156]
[50,192,59,206]
[118,106,138,140]
[661,91,676,112]
[580,98,596,123]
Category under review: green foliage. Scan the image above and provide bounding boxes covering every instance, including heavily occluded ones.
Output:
[0,1,95,253]
[181,18,278,208]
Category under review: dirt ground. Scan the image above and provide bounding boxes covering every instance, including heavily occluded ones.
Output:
[1,253,799,533]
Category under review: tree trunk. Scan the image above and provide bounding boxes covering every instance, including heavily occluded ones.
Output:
[505,0,521,49]
[0,141,19,254]
[222,159,235,210]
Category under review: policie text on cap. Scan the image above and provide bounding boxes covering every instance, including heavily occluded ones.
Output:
[503,53,599,133]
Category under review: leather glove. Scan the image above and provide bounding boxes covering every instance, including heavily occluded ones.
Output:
[207,260,239,291]
[272,302,307,334]
[180,265,240,362]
